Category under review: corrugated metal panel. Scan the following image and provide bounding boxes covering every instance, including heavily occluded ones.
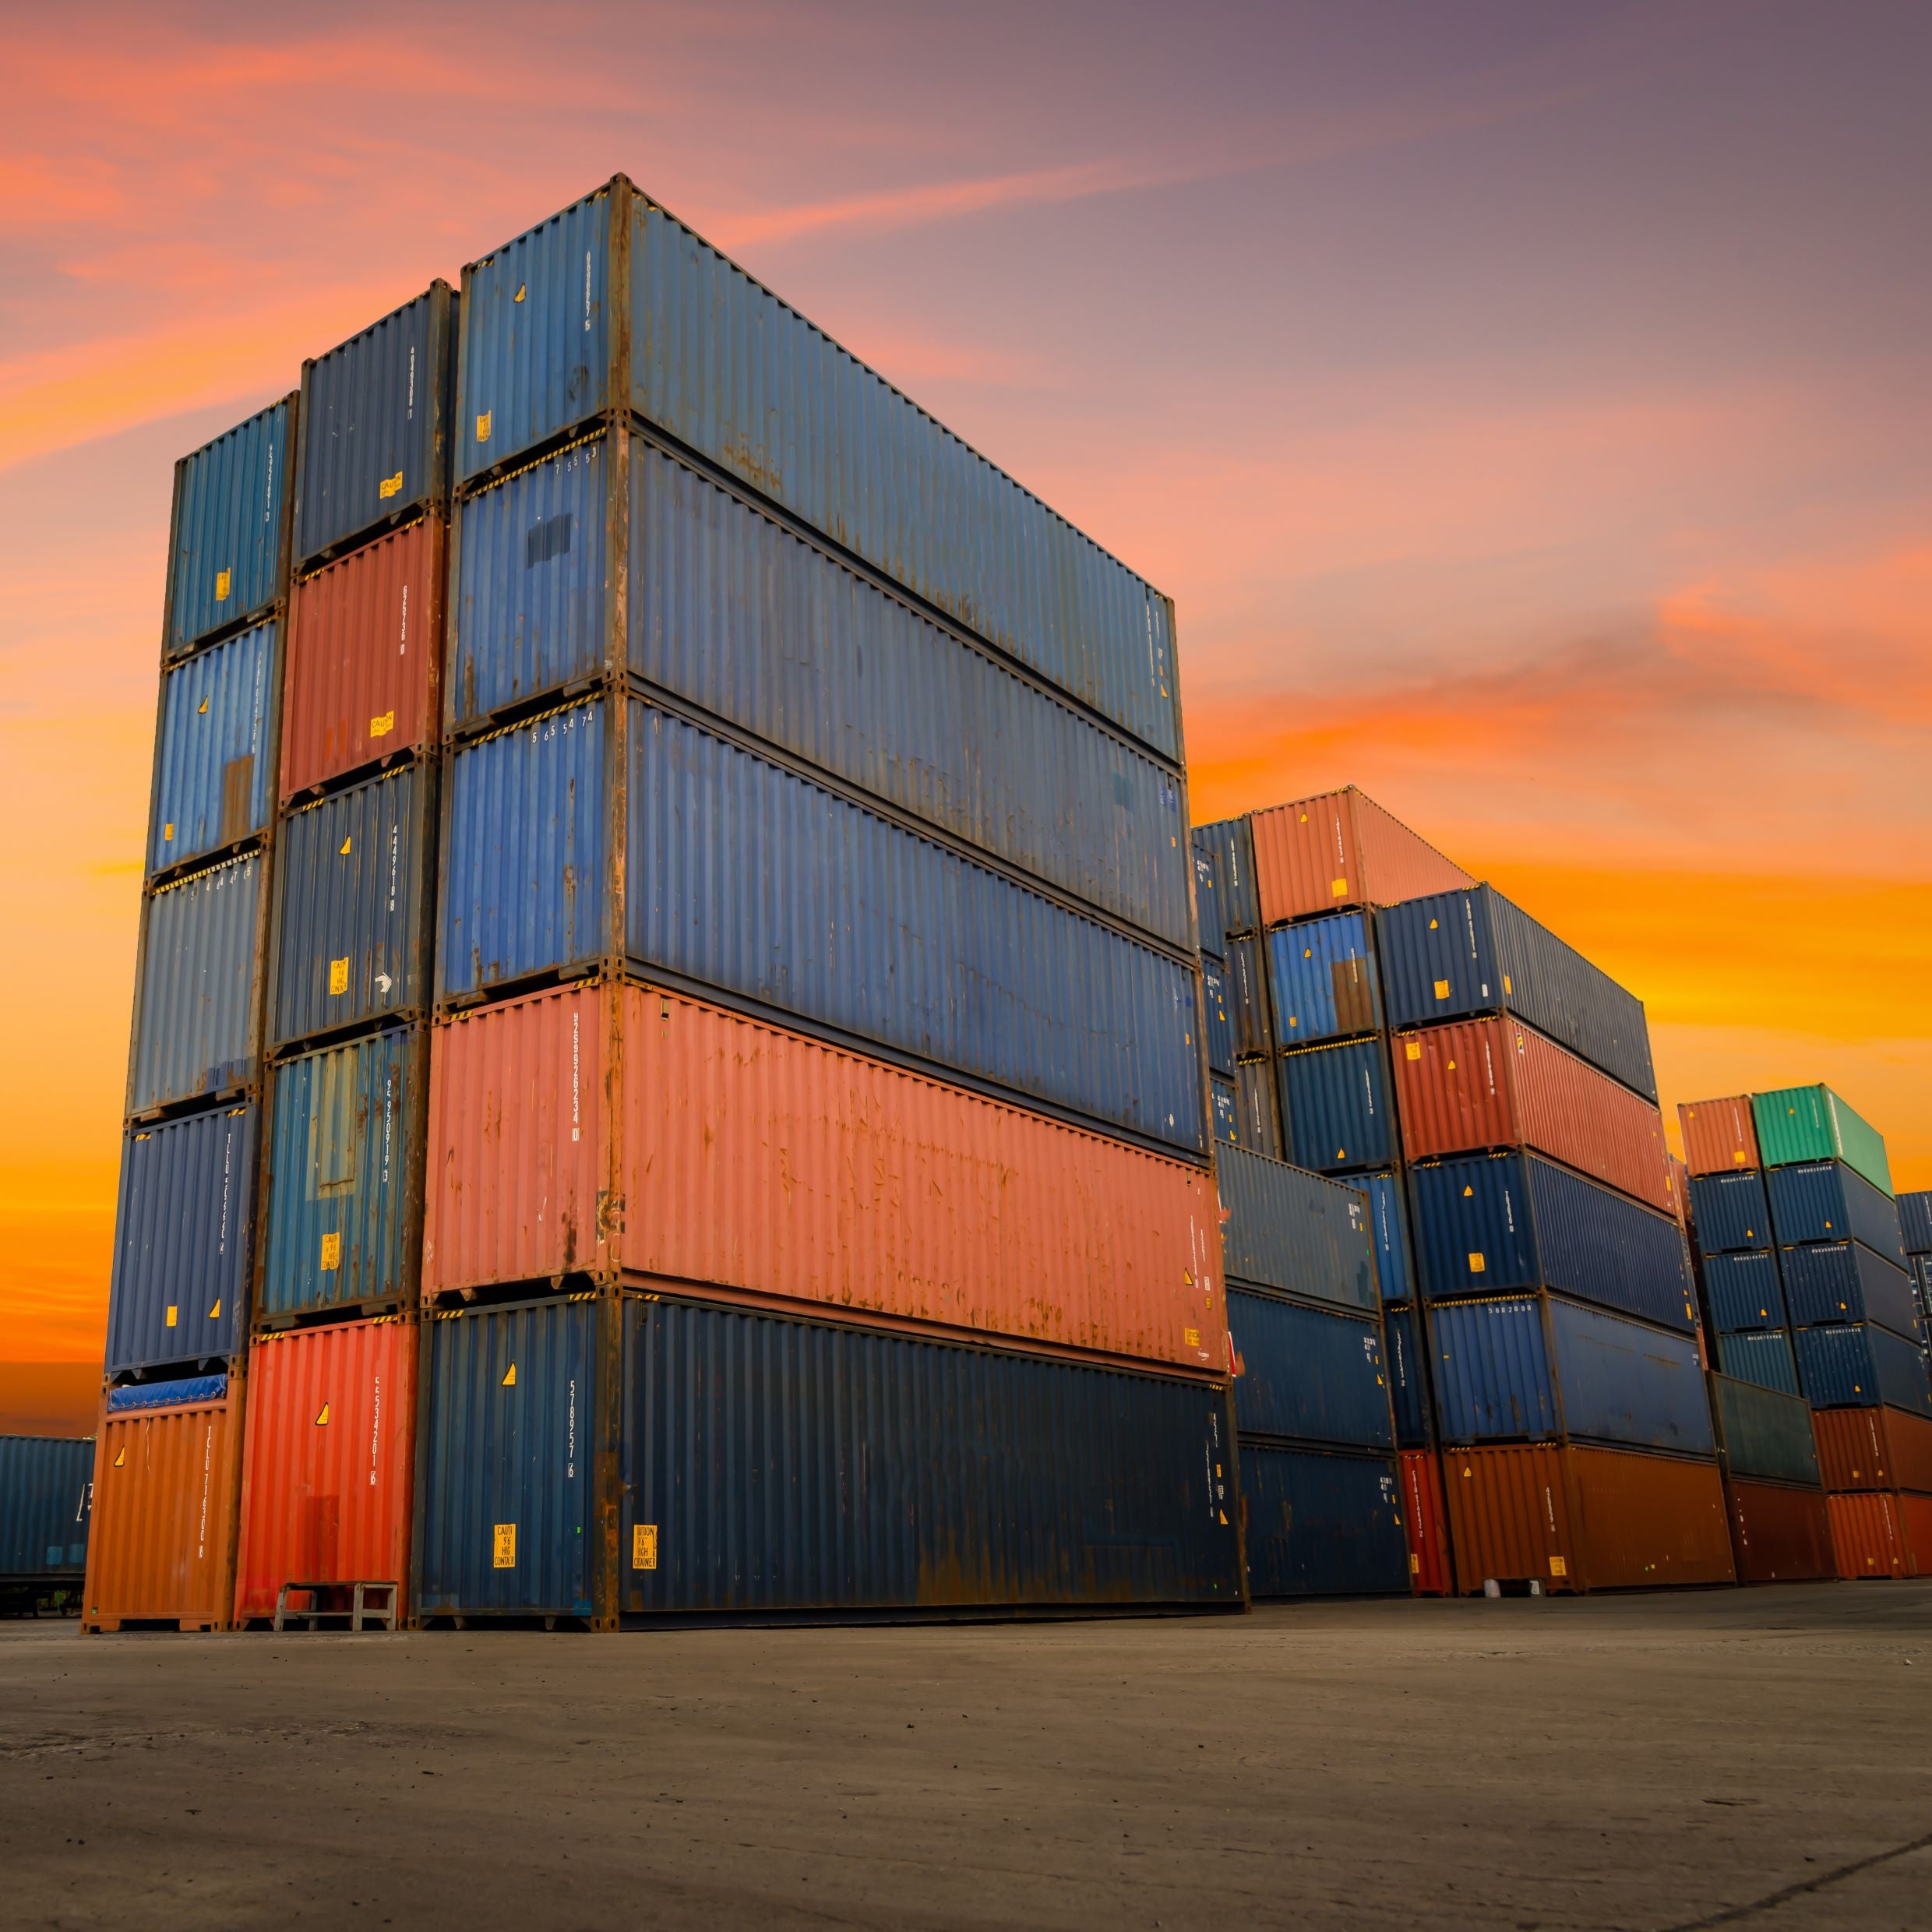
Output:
[621,1297,1240,1614]
[1216,1146,1377,1314]
[1193,816,1259,935]
[1391,1016,1672,1212]
[1193,838,1225,962]
[129,853,264,1114]
[1752,1084,1892,1195]
[1398,1449,1452,1593]
[1209,1075,1238,1145]
[273,763,430,1045]
[1277,1037,1394,1175]
[1224,934,1273,1059]
[1376,885,1656,1102]
[624,703,1202,1153]
[149,619,275,873]
[1712,1375,1820,1487]
[1727,1479,1832,1583]
[1440,1440,1567,1590]
[262,1027,420,1319]
[107,1105,255,1376]
[1703,1250,1788,1332]
[1264,911,1380,1046]
[1715,1330,1802,1396]
[1827,1491,1932,1579]
[1765,1160,1905,1262]
[425,984,1227,1373]
[1678,1095,1759,1176]
[0,1437,93,1578]
[1409,1151,1694,1331]
[1239,1443,1408,1596]
[1363,1172,1413,1303]
[1899,1189,1932,1254]
[1688,1170,1775,1254]
[1812,1406,1932,1493]
[1227,1290,1393,1450]
[83,1382,241,1629]
[415,1296,602,1618]
[295,283,455,565]
[1793,1322,1932,1413]
[1781,1242,1920,1340]
[1545,1295,1714,1454]
[1250,788,1472,926]
[1203,957,1233,1075]
[1431,1297,1557,1442]
[167,397,293,652]
[1232,1059,1282,1160]
[282,517,443,799]
[1383,1305,1435,1446]
[232,1319,415,1621]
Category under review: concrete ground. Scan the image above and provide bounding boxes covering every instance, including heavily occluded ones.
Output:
[2,1585,1927,1931]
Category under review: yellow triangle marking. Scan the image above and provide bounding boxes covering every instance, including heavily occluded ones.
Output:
[315,1402,330,1426]
[502,1363,517,1387]
[207,1299,221,1319]
[114,1447,126,1468]
[340,835,353,855]
[197,696,210,714]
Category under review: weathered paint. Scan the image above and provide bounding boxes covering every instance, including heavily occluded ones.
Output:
[1765,1160,1906,1263]
[1239,1443,1408,1597]
[1398,1449,1453,1594]
[1227,1290,1394,1451]
[1710,1375,1820,1488]
[1232,1059,1283,1161]
[1193,837,1225,961]
[1826,1490,1932,1579]
[0,1437,93,1580]
[1277,1036,1395,1175]
[1209,1075,1238,1145]
[1751,1084,1892,1196]
[167,397,294,654]
[1223,933,1274,1060]
[1677,1095,1759,1176]
[1811,1405,1932,1494]
[1193,816,1260,936]
[149,619,276,874]
[1793,1323,1932,1414]
[1382,1304,1436,1447]
[1899,1189,1932,1255]
[1264,910,1381,1046]
[1780,1242,1920,1341]
[1726,1479,1832,1584]
[1715,1329,1802,1397]
[1701,1250,1788,1333]
[1250,788,1472,926]
[1363,1171,1414,1303]
[1687,1169,1775,1255]
[1215,1144,1377,1315]
[1203,957,1234,1075]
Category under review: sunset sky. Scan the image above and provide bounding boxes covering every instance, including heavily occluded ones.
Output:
[3,2,1928,1423]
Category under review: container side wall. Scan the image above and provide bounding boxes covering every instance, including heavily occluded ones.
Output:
[1193,816,1259,935]
[1678,1096,1760,1176]
[1703,1251,1789,1332]
[1563,1446,1734,1589]
[1224,934,1273,1059]
[1216,1147,1378,1314]
[1712,1375,1821,1487]
[1793,1324,1932,1414]
[1383,1306,1435,1447]
[1264,911,1380,1046]
[1752,1085,1892,1196]
[1277,1037,1396,1175]
[1898,1190,1932,1255]
[1363,1172,1413,1304]
[1810,1406,1932,1493]
[1227,1292,1394,1450]
[1398,1448,1454,1593]
[1766,1161,1906,1262]
[1688,1170,1775,1254]
[1727,1479,1833,1583]
[1192,839,1225,961]
[1250,788,1472,925]
[0,1438,94,1578]
[1441,1443,1571,1593]
[1202,959,1233,1076]
[169,400,291,651]
[1781,1243,1920,1340]
[150,620,276,873]
[1231,1059,1283,1161]
[1715,1330,1802,1396]
[1544,1296,1715,1455]
[1239,1444,1408,1597]
[1430,1298,1558,1444]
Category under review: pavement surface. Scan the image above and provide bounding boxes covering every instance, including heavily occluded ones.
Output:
[2,1583,1928,1930]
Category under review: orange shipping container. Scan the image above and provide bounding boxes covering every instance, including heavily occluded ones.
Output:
[1443,1442,1733,1594]
[1826,1490,1932,1578]
[1813,1407,1932,1495]
[1392,1016,1673,1212]
[1249,787,1472,928]
[1726,1478,1833,1582]
[83,1379,243,1631]
[1398,1450,1453,1595]
[233,1318,416,1624]
[425,982,1226,1375]
[1676,1095,1759,1177]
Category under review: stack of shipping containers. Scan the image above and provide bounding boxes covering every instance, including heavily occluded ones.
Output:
[414,175,1241,1625]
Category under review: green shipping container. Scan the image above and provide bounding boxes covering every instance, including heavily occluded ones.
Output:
[1750,1085,1892,1196]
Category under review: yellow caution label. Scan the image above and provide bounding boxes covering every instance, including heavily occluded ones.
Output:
[319,1230,342,1271]
[197,696,209,715]
[1182,1267,1195,1287]
[1183,1327,1200,1347]
[514,284,527,302]
[340,835,353,856]
[1331,876,1348,897]
[633,1524,658,1571]
[502,1363,517,1387]
[328,957,350,996]
[1409,1553,1420,1574]
[1502,975,1512,995]
[1289,1015,1298,1028]
[114,1447,125,1468]
[1468,1253,1486,1272]
[1428,918,1439,930]
[1447,1059,1457,1072]
[1463,1185,1474,1197]
[476,411,492,443]
[379,471,404,499]
[207,1299,220,1320]
[164,823,175,842]
[1548,1556,1567,1578]
[1433,978,1451,999]
[215,568,231,602]
[1733,1151,1747,1165]
[1303,947,1313,959]
[166,1305,178,1327]
[1406,1042,1421,1060]
[315,1403,330,1426]
[493,1523,516,1568]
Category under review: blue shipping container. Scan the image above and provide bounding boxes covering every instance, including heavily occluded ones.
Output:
[1227,1290,1393,1450]
[1915,1255,1932,1324]
[1266,911,1381,1047]
[1793,1323,1932,1416]
[1687,1169,1775,1256]
[1224,933,1273,1060]
[1711,1376,1820,1490]
[1232,1060,1282,1160]
[1409,1151,1694,1331]
[1278,1036,1394,1175]
[106,1107,256,1377]
[1780,1242,1921,1341]
[1193,837,1225,962]
[1218,1146,1377,1313]
[130,851,264,1115]
[1194,816,1260,936]
[0,1437,93,1579]
[168,397,292,653]
[1363,1172,1413,1304]
[1716,1329,1803,1398]
[1375,884,1656,1102]
[1899,1189,1932,1255]
[1239,1444,1408,1597]
[1210,1075,1238,1146]
[621,1298,1240,1616]
[1381,1304,1434,1446]
[148,619,276,875]
[1702,1250,1788,1333]
[1765,1160,1906,1264]
[262,1026,419,1320]
[1203,957,1234,1076]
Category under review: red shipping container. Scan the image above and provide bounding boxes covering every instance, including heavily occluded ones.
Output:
[84,1380,243,1631]
[425,982,1227,1375]
[1398,1450,1453,1595]
[1826,1490,1932,1578]
[281,516,444,799]
[232,1318,415,1624]
[1677,1095,1759,1177]
[1250,787,1472,928]
[1392,1016,1672,1212]
[1726,1478,1833,1582]
[1813,1406,1932,1494]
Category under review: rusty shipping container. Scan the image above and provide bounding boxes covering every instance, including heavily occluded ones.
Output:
[1827,1490,1932,1579]
[232,1319,415,1624]
[165,397,296,655]
[424,983,1225,1374]
[1392,1016,1672,1213]
[1250,788,1472,927]
[1726,1479,1833,1582]
[1812,1406,1932,1493]
[1398,1449,1454,1594]
[1678,1095,1760,1176]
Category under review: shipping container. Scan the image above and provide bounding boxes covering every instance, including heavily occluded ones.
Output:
[261,1026,422,1321]
[425,983,1226,1373]
[1250,788,1472,927]
[1710,1376,1821,1489]
[1232,1060,1283,1161]
[620,1296,1242,1618]
[1441,1443,1733,1594]
[1701,1250,1788,1333]
[0,1437,93,1583]
[1264,911,1381,1046]
[1765,1160,1906,1263]
[1210,1076,1239,1146]
[83,1375,242,1631]
[1687,1169,1775,1256]
[167,397,295,655]
[1899,1190,1932,1255]
[1430,1295,1715,1454]
[1215,1145,1377,1315]
[1914,1256,1932,1326]
[1793,1323,1932,1415]
[1193,838,1225,962]
[1239,1444,1408,1597]
[1227,1290,1393,1451]
[232,1319,415,1624]
[1363,1172,1413,1304]
[1391,1016,1671,1213]
[106,1105,256,1377]
[1780,1242,1920,1341]
[1726,1479,1833,1583]
[1827,1490,1932,1579]
[1677,1095,1759,1177]
[148,619,276,875]
[129,852,265,1116]
[1225,934,1274,1060]
[282,516,445,799]
[1409,1151,1694,1331]
[1398,1449,1453,1594]
[1382,1304,1434,1447]
[1715,1329,1802,1397]
[1203,957,1234,1076]
[1377,885,1655,1101]
[1811,1405,1932,1494]
[294,283,455,566]
[1751,1085,1891,1195]
[1193,816,1260,935]
[1277,1036,1395,1175]
[456,179,1182,763]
